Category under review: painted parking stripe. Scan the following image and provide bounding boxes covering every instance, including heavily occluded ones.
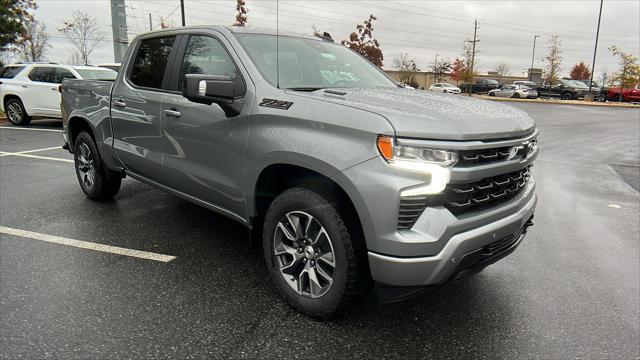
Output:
[0,126,62,133]
[0,226,177,263]
[0,151,73,163]
[0,146,62,156]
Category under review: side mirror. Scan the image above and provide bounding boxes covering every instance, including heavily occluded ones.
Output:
[182,74,243,116]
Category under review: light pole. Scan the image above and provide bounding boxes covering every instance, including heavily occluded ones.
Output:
[434,54,439,83]
[530,35,540,70]
[589,0,604,94]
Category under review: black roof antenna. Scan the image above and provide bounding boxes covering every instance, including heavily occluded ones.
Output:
[318,32,334,42]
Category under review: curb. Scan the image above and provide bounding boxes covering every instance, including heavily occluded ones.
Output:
[473,95,640,108]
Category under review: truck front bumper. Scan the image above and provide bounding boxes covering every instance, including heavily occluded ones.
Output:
[368,193,536,287]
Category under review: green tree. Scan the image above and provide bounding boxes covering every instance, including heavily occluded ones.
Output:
[608,46,640,88]
[0,0,37,52]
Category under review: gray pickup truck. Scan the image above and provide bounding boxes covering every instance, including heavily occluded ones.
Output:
[61,26,538,318]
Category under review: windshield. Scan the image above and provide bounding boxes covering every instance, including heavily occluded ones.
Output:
[235,34,396,90]
[73,68,117,80]
[442,83,455,88]
[570,80,589,88]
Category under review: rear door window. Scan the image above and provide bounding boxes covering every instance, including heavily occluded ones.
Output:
[129,36,176,89]
[28,67,58,83]
[0,66,25,79]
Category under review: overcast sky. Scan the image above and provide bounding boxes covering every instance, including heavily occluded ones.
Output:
[11,0,640,79]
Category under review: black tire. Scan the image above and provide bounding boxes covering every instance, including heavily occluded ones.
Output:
[561,92,573,100]
[489,92,496,97]
[73,131,121,200]
[5,98,31,126]
[263,187,371,319]
[613,94,624,102]
[513,93,521,99]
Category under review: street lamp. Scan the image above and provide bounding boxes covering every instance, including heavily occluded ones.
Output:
[530,35,541,70]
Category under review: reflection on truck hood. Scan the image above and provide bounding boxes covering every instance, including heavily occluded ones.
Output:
[299,87,536,141]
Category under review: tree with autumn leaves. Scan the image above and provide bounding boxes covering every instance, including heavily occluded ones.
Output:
[233,0,248,27]
[569,62,591,80]
[342,15,384,68]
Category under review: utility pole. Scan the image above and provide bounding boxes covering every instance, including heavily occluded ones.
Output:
[467,19,479,95]
[180,0,185,26]
[588,0,604,94]
[530,35,540,69]
[148,13,152,31]
[434,54,439,83]
[110,0,129,63]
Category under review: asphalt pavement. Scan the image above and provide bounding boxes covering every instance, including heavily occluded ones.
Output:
[1,104,639,359]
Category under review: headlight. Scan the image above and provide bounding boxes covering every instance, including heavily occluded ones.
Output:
[377,136,457,195]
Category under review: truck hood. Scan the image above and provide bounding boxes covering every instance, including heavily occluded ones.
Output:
[295,87,536,141]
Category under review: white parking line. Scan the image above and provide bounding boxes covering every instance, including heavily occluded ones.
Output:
[0,226,177,263]
[0,152,73,163]
[0,146,62,156]
[0,126,62,133]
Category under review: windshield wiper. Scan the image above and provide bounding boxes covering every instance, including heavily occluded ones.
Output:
[284,87,325,92]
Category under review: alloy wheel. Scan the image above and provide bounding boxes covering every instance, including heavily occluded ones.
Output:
[7,102,23,123]
[76,143,96,188]
[273,211,336,298]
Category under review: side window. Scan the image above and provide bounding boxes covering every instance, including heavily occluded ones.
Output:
[56,68,76,83]
[0,66,25,79]
[178,35,237,90]
[28,67,57,83]
[129,36,176,89]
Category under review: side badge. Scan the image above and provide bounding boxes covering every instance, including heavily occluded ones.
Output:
[259,98,293,110]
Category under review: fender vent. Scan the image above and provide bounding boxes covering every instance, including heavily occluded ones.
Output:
[259,98,293,110]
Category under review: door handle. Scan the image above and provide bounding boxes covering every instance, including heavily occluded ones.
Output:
[21,84,28,88]
[163,109,181,118]
[113,99,126,108]
[51,87,58,90]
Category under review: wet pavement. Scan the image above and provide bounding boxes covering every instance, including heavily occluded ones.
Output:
[1,104,639,359]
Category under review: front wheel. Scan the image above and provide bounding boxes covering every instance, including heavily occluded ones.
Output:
[5,98,31,126]
[73,131,122,200]
[561,93,573,100]
[263,187,371,318]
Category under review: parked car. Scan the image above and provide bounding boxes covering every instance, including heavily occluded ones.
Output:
[61,26,538,318]
[461,79,500,94]
[536,79,589,100]
[428,82,461,94]
[606,84,640,102]
[488,85,516,97]
[513,80,538,88]
[96,63,121,72]
[564,78,601,100]
[488,85,537,99]
[576,80,607,101]
[0,63,117,125]
[513,84,538,99]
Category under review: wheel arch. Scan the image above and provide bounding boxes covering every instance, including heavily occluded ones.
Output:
[251,162,367,248]
[2,94,29,116]
[67,115,96,150]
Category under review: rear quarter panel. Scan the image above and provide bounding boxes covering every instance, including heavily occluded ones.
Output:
[61,79,121,171]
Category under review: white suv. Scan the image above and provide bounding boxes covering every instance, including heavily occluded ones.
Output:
[0,63,117,126]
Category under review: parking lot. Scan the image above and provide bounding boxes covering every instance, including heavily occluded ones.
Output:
[1,103,638,359]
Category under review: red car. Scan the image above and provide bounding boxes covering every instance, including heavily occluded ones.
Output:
[607,84,640,102]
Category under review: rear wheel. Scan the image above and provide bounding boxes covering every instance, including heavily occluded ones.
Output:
[513,93,521,99]
[5,98,31,126]
[73,131,121,200]
[263,187,371,318]
[613,94,624,102]
[561,92,573,100]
